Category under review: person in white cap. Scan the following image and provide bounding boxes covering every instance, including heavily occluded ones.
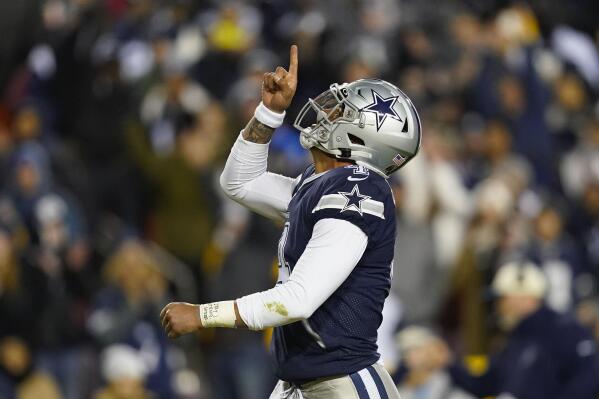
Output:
[492,261,549,332]
[395,326,474,399]
[437,261,599,399]
[93,344,153,399]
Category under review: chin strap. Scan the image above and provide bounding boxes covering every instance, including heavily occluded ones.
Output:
[300,132,343,160]
[299,126,338,154]
[299,128,317,149]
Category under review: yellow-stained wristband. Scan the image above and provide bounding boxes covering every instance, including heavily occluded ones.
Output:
[199,301,236,328]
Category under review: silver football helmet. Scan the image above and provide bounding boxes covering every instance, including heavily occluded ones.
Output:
[294,78,422,176]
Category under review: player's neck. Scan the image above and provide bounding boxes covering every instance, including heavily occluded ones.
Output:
[310,148,353,174]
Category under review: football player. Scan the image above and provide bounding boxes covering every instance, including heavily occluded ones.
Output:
[161,45,422,398]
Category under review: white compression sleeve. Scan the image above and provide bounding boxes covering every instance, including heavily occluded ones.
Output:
[236,219,368,330]
[220,133,298,221]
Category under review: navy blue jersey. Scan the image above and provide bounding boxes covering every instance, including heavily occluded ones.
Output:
[272,164,396,383]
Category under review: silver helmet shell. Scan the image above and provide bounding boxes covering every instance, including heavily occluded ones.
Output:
[294,78,422,176]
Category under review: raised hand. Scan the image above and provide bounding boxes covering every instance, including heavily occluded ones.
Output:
[262,45,298,113]
[242,45,298,143]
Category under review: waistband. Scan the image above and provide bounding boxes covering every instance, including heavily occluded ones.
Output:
[285,361,385,387]
[284,372,340,388]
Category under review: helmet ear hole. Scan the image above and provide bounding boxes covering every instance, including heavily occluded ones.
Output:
[339,148,352,158]
[347,133,365,146]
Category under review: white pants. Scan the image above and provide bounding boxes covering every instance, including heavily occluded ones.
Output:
[269,363,401,399]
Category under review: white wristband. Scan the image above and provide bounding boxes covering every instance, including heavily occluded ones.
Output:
[254,101,285,128]
[199,301,237,328]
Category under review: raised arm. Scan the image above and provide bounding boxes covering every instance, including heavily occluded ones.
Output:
[220,45,299,221]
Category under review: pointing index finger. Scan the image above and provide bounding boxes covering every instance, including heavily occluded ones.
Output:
[288,45,298,77]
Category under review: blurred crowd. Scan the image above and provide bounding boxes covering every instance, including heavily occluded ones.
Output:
[0,0,599,398]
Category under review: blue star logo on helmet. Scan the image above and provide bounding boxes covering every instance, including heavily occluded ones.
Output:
[361,90,403,131]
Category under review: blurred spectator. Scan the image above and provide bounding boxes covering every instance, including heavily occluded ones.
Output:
[1,143,96,399]
[560,117,599,199]
[547,70,592,145]
[573,182,599,280]
[400,126,472,270]
[447,176,520,354]
[88,240,168,343]
[191,2,262,98]
[377,133,471,370]
[88,240,175,398]
[203,3,261,54]
[126,103,225,284]
[445,262,599,399]
[396,327,473,399]
[0,226,42,345]
[0,118,13,189]
[140,66,209,157]
[94,344,154,399]
[0,336,62,399]
[576,297,599,342]
[388,170,447,326]
[527,205,586,312]
[483,119,532,194]
[66,55,142,228]
[202,198,279,399]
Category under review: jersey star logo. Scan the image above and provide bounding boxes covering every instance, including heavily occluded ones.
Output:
[338,184,370,215]
[362,90,403,131]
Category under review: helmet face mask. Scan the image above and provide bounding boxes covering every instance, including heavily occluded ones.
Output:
[294,79,422,177]
[295,84,359,145]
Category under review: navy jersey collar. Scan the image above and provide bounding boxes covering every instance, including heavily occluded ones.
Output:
[293,165,331,196]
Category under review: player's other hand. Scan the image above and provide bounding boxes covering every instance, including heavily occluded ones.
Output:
[160,302,202,339]
[262,45,298,113]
